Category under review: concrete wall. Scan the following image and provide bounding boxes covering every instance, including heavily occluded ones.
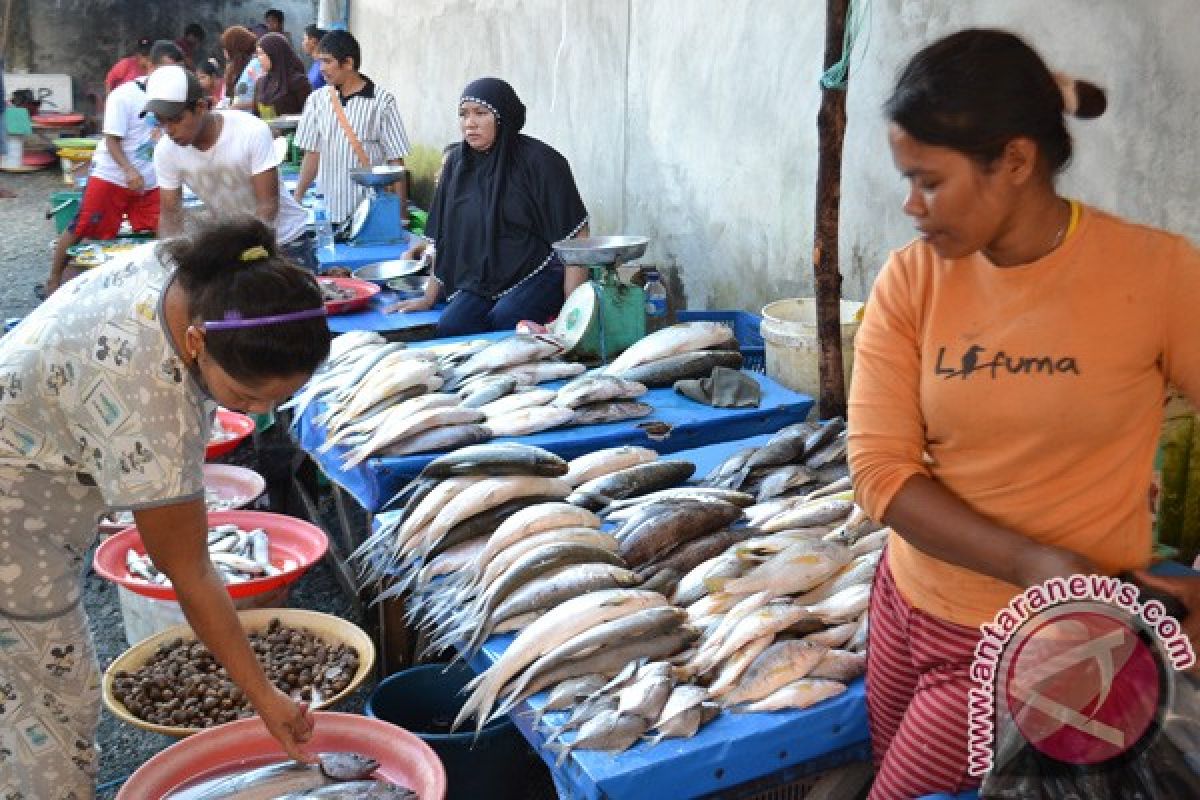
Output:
[351,0,1200,312]
[6,0,318,114]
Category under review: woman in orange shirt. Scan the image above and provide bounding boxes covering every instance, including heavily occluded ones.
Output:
[848,29,1200,798]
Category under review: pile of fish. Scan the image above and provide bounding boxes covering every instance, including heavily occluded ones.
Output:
[167,752,417,799]
[126,523,291,587]
[288,332,659,468]
[603,321,743,387]
[352,423,884,760]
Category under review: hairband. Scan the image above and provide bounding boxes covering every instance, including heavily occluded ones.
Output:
[204,307,327,332]
[460,95,501,121]
[240,245,270,262]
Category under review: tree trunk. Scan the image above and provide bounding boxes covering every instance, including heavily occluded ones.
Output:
[812,0,851,419]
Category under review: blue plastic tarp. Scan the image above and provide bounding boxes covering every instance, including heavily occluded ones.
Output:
[316,236,416,270]
[325,291,444,336]
[298,372,813,512]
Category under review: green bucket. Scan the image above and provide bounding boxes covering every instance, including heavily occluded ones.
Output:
[48,190,81,234]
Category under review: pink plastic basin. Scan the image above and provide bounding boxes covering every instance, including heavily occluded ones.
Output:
[117,711,446,799]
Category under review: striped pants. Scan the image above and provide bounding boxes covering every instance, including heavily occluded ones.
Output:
[867,551,982,799]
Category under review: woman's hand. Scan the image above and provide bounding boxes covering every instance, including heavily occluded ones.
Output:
[253,685,315,763]
[1133,571,1200,654]
[384,295,434,314]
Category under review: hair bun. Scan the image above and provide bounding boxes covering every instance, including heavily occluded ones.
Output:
[1072,80,1107,119]
[1054,72,1107,119]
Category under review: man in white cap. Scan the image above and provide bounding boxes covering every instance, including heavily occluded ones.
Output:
[145,65,314,267]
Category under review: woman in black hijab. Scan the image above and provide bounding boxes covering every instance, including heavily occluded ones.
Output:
[389,77,589,336]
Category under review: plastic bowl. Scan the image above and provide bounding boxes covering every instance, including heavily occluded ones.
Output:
[92,510,328,601]
[98,464,267,535]
[318,276,381,315]
[117,711,445,798]
[103,610,376,739]
[206,409,256,459]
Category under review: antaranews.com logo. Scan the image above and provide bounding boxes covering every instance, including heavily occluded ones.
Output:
[967,574,1195,776]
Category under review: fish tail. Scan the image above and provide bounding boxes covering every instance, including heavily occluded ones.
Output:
[553,740,573,768]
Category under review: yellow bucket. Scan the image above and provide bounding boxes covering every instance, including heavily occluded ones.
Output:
[760,298,864,400]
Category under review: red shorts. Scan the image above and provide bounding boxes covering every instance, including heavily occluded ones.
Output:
[71,176,159,239]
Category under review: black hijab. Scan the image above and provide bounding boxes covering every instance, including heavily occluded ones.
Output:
[427,77,588,298]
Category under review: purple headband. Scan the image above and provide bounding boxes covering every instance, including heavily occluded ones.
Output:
[203,307,327,332]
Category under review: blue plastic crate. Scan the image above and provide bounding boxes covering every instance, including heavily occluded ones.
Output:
[677,310,766,373]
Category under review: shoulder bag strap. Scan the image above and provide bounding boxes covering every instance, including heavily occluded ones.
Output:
[328,86,371,169]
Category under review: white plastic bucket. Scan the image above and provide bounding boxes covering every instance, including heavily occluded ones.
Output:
[117,583,291,646]
[2,136,23,169]
[760,298,864,401]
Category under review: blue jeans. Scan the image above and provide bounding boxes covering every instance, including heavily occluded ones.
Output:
[281,231,317,271]
[436,264,565,338]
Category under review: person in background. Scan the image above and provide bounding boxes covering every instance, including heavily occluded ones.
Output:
[0,58,10,198]
[847,29,1200,798]
[264,8,290,42]
[175,22,206,70]
[254,32,311,118]
[0,216,328,797]
[105,37,152,93]
[292,30,410,242]
[388,78,589,337]
[148,66,314,268]
[301,24,327,90]
[46,40,185,295]
[221,24,262,112]
[197,56,226,105]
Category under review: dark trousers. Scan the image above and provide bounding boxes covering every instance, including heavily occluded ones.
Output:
[436,264,565,338]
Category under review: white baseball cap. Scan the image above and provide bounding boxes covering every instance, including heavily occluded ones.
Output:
[141,65,205,118]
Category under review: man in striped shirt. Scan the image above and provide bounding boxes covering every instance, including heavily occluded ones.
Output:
[292,30,411,235]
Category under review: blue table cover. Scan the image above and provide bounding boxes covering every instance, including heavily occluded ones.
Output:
[316,235,416,271]
[326,289,443,336]
[298,369,813,512]
[369,428,870,798]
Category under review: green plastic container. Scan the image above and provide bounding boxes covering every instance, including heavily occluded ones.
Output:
[48,190,82,234]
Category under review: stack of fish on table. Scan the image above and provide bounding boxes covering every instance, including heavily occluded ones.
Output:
[285,321,753,469]
[351,417,886,759]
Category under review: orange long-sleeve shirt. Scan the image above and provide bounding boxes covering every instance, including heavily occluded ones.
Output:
[848,205,1200,628]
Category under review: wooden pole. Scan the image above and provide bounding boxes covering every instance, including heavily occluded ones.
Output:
[812,0,851,419]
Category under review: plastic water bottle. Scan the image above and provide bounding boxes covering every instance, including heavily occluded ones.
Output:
[314,196,335,254]
[643,268,668,331]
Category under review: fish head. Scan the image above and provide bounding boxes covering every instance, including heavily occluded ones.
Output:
[318,752,381,781]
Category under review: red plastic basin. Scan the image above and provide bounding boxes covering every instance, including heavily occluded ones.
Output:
[117,711,447,799]
[206,408,256,460]
[93,510,328,600]
[319,275,380,315]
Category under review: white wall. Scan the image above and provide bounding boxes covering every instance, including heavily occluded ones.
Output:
[352,0,1200,312]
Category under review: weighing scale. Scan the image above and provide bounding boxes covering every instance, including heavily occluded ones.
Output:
[552,235,651,365]
[346,165,408,246]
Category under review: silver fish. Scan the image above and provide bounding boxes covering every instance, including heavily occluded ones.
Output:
[555,709,649,764]
[459,375,519,408]
[483,406,576,438]
[554,375,648,408]
[734,678,846,713]
[276,783,417,799]
[455,334,566,379]
[170,753,385,800]
[614,349,744,388]
[603,321,737,375]
[480,388,558,419]
[563,446,659,488]
[721,640,829,707]
[377,424,491,458]
[808,649,867,682]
